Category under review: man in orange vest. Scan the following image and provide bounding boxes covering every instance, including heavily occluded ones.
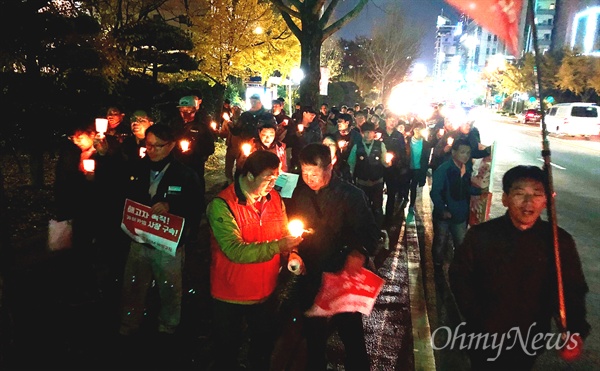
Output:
[206,150,303,371]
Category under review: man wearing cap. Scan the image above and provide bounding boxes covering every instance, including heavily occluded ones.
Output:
[169,95,215,210]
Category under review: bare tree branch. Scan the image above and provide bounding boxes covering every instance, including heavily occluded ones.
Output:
[322,0,368,41]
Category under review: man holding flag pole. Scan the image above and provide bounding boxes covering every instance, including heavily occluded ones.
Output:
[444,0,591,368]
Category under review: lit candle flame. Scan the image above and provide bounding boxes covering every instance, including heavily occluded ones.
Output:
[375,132,382,140]
[83,159,95,173]
[288,219,305,238]
[385,153,394,163]
[297,124,304,132]
[447,137,454,146]
[210,121,217,130]
[283,119,289,126]
[180,140,190,152]
[338,140,347,148]
[139,147,146,158]
[439,129,445,136]
[222,112,230,121]
[95,118,108,135]
[241,143,252,157]
[421,129,429,138]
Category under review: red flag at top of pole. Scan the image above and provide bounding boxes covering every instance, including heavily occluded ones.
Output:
[445,0,524,57]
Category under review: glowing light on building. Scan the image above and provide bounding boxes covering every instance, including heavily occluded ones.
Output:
[571,7,600,56]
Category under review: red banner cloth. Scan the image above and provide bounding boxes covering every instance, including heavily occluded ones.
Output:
[445,0,523,57]
[305,267,385,317]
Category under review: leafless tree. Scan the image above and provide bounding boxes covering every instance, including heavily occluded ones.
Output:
[362,5,423,104]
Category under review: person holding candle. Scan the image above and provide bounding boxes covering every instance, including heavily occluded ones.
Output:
[169,95,215,213]
[54,123,101,304]
[381,115,408,225]
[322,135,352,184]
[405,121,433,216]
[119,124,203,339]
[93,111,153,302]
[347,121,391,226]
[286,106,321,173]
[206,150,302,371]
[234,116,288,175]
[287,143,380,371]
[271,99,291,144]
[332,113,354,162]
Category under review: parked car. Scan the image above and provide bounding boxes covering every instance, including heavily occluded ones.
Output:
[516,109,542,124]
[544,103,600,137]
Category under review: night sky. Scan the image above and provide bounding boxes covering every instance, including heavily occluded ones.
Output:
[334,0,460,75]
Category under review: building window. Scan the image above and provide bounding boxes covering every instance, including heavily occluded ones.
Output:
[548,18,553,25]
[493,35,498,41]
[549,3,555,10]
[486,48,490,55]
[487,35,492,41]
[544,33,550,40]
[492,48,496,54]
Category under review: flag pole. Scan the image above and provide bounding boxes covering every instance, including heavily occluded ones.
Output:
[526,0,567,332]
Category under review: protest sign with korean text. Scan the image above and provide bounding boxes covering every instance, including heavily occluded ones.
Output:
[120,199,185,256]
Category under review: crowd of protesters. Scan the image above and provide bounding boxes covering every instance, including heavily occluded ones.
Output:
[51,92,589,370]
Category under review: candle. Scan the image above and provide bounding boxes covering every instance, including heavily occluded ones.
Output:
[283,119,289,126]
[180,140,190,152]
[385,153,394,163]
[288,219,305,238]
[421,129,429,138]
[241,143,252,157]
[95,118,108,135]
[297,124,304,132]
[375,132,382,140]
[447,137,454,146]
[439,129,445,136]
[210,121,218,131]
[83,159,95,173]
[222,112,230,121]
[338,140,347,149]
[139,147,146,158]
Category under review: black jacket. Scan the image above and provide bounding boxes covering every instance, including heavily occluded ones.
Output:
[124,155,203,245]
[288,176,380,308]
[449,214,590,339]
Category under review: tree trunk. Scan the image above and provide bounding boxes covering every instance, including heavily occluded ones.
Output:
[298,17,323,109]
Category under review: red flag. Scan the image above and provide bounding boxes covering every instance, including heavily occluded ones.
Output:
[445,0,523,57]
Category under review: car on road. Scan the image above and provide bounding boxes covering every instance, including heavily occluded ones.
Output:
[544,103,600,137]
[516,109,542,124]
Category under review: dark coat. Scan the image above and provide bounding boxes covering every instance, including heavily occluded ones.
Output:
[124,155,203,245]
[449,214,590,340]
[288,176,380,309]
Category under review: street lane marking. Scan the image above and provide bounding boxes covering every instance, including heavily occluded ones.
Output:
[537,158,566,170]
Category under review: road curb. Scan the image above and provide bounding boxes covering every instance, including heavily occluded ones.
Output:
[406,183,436,371]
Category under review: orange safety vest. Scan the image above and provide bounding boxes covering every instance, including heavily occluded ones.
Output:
[210,185,284,302]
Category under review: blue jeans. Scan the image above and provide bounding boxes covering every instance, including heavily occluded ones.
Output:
[432,219,467,266]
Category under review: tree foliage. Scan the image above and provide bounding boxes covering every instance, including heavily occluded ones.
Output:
[361,5,423,104]
[271,0,369,108]
[172,0,300,86]
[556,49,600,102]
